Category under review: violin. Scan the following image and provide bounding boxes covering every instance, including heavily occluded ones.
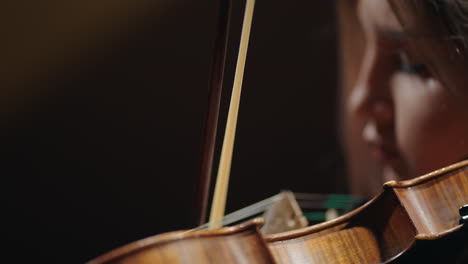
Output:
[88,0,468,262]
[87,160,468,264]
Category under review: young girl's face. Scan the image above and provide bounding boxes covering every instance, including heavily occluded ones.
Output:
[350,0,468,181]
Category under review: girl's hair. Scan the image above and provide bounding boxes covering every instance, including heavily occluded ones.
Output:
[430,0,468,50]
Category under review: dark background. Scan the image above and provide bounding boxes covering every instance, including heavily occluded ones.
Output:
[1,0,344,263]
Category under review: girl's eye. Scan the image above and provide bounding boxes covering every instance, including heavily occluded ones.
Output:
[396,51,429,75]
[399,63,428,74]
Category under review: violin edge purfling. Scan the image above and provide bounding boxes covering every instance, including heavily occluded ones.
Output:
[86,218,275,264]
[265,159,468,264]
[87,160,468,264]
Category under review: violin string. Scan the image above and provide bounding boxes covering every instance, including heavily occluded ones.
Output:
[194,194,279,230]
[194,206,265,231]
[194,191,355,232]
[190,193,282,232]
[190,192,355,232]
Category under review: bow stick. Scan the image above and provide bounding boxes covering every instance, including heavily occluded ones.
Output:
[208,0,256,230]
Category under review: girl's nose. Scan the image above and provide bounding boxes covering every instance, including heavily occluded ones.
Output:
[348,48,394,125]
[349,86,393,125]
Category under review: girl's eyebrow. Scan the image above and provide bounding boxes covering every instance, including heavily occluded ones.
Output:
[379,29,407,41]
[379,29,435,42]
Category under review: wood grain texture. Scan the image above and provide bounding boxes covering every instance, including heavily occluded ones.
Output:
[89,161,468,263]
[88,219,275,264]
[388,160,468,237]
[269,227,381,264]
[266,160,468,263]
[267,190,416,263]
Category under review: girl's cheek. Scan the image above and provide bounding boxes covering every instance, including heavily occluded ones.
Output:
[391,74,445,170]
[392,73,468,174]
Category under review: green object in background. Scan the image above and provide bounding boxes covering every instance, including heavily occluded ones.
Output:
[299,193,364,223]
[322,194,362,210]
[303,211,326,222]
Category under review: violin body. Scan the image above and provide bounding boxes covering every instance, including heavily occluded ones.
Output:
[88,160,468,264]
[87,218,274,264]
[267,160,468,263]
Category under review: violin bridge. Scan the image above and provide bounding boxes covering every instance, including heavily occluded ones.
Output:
[261,191,308,235]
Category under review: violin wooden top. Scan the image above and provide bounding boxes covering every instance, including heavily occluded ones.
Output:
[266,160,468,263]
[87,218,275,264]
[88,160,468,264]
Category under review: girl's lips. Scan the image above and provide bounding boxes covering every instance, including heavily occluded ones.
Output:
[369,143,400,162]
[363,122,400,162]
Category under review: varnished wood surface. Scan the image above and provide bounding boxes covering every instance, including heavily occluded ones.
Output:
[269,227,382,263]
[267,189,416,263]
[266,160,468,263]
[89,161,468,263]
[388,161,468,237]
[88,218,275,264]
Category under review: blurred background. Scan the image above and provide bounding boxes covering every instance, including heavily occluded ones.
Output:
[1,0,354,263]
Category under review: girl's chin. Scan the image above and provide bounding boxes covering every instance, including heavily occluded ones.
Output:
[382,166,400,183]
[381,161,411,183]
